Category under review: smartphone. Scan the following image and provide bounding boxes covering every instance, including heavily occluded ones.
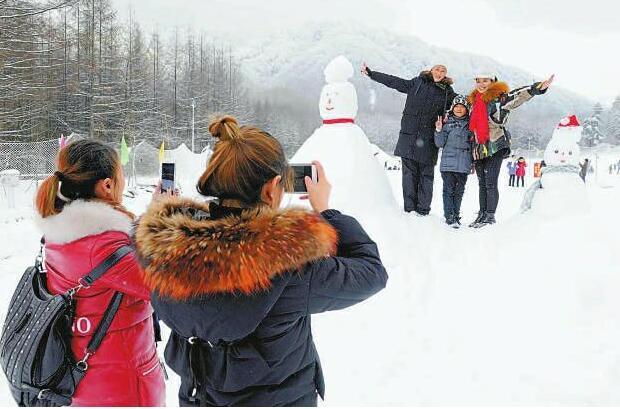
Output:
[161,162,175,193]
[290,163,317,194]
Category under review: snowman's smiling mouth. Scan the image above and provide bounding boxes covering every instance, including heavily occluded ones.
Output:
[325,106,334,111]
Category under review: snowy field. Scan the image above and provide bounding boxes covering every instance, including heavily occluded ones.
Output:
[1,150,620,405]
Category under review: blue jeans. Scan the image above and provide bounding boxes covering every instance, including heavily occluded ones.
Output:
[441,171,468,219]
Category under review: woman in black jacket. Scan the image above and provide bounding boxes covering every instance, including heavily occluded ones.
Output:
[361,62,456,215]
[133,116,388,406]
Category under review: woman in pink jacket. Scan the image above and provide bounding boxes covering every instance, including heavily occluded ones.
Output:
[516,156,527,187]
[35,140,166,406]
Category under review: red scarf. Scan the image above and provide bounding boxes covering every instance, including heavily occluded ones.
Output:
[323,118,355,125]
[469,92,490,145]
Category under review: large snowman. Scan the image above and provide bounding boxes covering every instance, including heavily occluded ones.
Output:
[521,115,589,215]
[290,55,396,214]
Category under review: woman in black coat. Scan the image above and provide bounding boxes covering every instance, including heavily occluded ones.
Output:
[134,116,388,406]
[362,62,456,215]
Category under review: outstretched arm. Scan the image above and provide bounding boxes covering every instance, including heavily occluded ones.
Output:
[361,62,414,94]
[501,74,554,111]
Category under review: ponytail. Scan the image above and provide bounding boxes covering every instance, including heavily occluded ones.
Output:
[35,139,133,219]
[35,173,63,218]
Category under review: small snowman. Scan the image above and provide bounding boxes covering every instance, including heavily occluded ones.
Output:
[521,115,589,215]
[291,55,396,214]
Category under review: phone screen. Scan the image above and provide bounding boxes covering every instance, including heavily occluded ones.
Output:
[291,165,314,193]
[161,163,175,192]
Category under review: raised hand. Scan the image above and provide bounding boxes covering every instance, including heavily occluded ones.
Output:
[435,115,443,131]
[539,74,555,90]
[360,62,369,76]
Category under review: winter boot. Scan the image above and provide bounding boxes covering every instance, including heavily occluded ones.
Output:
[474,212,496,228]
[468,212,484,228]
[445,214,459,228]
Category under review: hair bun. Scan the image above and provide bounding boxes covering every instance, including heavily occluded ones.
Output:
[209,115,241,141]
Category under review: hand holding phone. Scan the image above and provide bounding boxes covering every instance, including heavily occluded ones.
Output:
[300,161,331,213]
[290,163,318,194]
[161,162,175,193]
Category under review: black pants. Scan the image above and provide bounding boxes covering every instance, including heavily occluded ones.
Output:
[441,171,467,219]
[516,175,525,187]
[401,158,435,215]
[508,174,515,186]
[474,154,503,214]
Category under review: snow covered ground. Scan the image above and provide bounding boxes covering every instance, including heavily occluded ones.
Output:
[1,150,619,405]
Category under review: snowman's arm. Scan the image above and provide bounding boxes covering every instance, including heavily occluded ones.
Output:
[368,69,414,94]
[501,82,549,111]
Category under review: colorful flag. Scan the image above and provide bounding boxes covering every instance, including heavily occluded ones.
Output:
[120,135,130,166]
[59,134,66,149]
[159,140,165,163]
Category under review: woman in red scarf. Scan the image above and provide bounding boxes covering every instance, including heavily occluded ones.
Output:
[467,73,554,227]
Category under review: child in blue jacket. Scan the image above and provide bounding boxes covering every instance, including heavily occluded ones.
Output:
[434,95,473,228]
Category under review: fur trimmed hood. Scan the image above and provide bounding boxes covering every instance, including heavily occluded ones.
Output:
[133,198,338,300]
[467,81,510,104]
[35,199,133,244]
[420,70,454,86]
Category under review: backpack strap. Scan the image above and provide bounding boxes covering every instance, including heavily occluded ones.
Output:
[78,245,133,287]
[71,245,133,370]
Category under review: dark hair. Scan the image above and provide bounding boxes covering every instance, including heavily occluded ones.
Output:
[36,139,128,218]
[197,115,292,205]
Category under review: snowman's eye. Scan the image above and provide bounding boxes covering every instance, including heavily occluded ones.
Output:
[568,151,572,155]
[555,150,559,154]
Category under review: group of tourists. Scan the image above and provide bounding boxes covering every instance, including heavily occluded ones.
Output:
[27,116,388,406]
[507,155,528,187]
[361,62,553,228]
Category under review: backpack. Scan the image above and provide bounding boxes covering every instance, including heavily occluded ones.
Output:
[0,240,132,406]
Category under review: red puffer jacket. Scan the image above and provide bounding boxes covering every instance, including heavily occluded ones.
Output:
[36,200,166,407]
[516,161,527,177]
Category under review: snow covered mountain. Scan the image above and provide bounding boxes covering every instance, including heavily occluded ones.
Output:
[213,23,592,148]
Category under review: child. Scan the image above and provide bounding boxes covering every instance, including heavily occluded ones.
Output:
[516,156,527,187]
[506,157,517,186]
[434,95,473,228]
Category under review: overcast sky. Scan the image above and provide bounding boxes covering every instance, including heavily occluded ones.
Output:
[111,0,620,105]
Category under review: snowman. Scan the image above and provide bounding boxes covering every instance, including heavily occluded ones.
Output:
[520,115,589,215]
[290,55,396,214]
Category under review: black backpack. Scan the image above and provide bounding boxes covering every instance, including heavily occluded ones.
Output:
[0,240,132,406]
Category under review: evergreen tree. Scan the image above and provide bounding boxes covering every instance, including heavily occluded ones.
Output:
[580,103,605,147]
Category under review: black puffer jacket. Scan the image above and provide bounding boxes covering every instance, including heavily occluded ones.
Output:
[133,199,388,406]
[369,69,456,164]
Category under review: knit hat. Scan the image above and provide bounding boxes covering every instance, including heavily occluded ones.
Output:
[450,94,470,113]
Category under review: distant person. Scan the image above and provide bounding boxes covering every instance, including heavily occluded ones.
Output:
[579,158,590,182]
[134,116,388,406]
[617,159,620,174]
[516,157,527,187]
[434,95,472,228]
[467,73,554,227]
[506,157,518,186]
[361,62,456,216]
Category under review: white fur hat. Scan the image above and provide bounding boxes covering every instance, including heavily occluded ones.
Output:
[474,73,496,80]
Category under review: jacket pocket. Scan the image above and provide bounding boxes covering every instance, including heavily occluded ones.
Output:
[136,352,166,407]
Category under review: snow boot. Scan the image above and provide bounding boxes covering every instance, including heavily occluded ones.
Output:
[474,212,496,228]
[445,214,459,229]
[468,212,484,228]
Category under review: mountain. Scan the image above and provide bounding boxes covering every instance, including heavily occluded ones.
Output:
[211,23,592,152]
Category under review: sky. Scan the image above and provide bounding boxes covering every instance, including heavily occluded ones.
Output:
[111,0,620,105]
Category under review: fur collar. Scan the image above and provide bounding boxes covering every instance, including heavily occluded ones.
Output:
[467,81,510,104]
[133,198,338,300]
[35,200,133,244]
[420,70,454,86]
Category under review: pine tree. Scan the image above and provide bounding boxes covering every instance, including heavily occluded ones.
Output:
[604,96,620,145]
[580,103,605,147]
